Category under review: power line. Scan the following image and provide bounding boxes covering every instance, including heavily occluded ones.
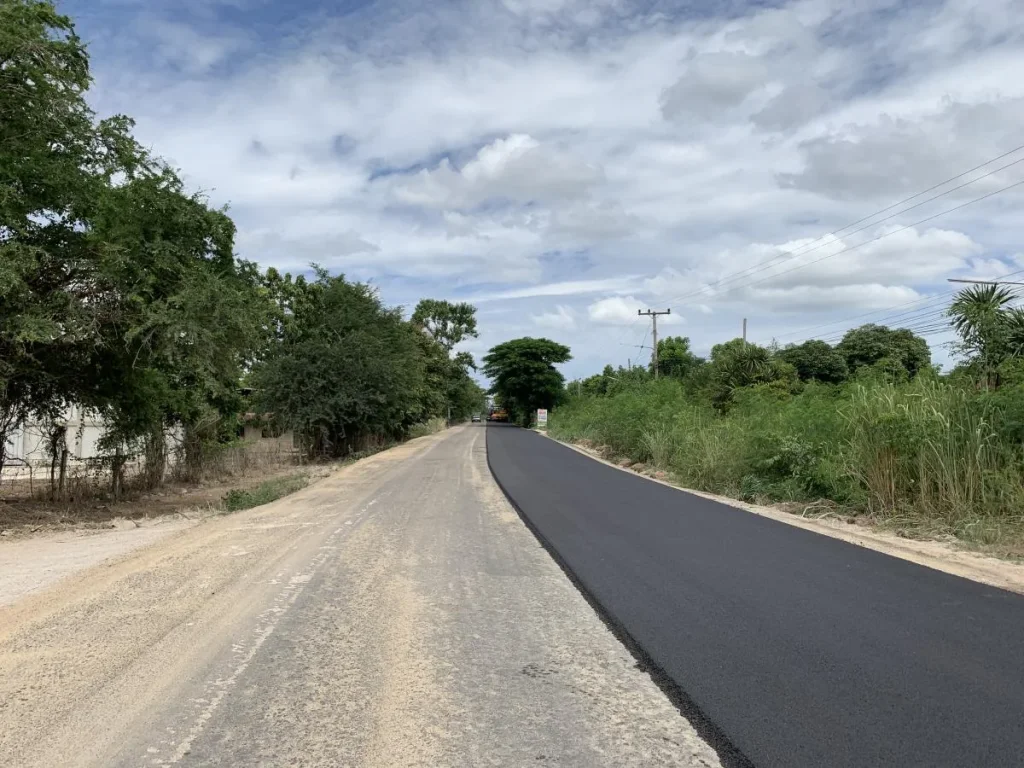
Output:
[772,291,950,342]
[658,145,1024,307]
[703,178,1024,304]
[816,302,954,342]
[780,268,1024,346]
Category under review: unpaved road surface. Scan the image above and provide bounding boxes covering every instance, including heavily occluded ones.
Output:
[0,426,720,768]
[0,518,195,607]
[488,424,1024,768]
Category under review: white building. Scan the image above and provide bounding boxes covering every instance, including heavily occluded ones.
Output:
[3,407,297,470]
[4,406,107,465]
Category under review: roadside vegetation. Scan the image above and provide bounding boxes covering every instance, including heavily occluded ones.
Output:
[0,1,485,523]
[553,298,1024,556]
[222,474,311,513]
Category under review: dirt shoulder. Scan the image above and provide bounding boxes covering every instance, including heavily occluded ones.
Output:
[550,434,1024,596]
[0,464,317,536]
[0,463,337,607]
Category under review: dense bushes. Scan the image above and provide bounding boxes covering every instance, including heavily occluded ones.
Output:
[551,375,1024,544]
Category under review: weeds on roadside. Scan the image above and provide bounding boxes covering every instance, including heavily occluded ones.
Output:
[222,474,310,512]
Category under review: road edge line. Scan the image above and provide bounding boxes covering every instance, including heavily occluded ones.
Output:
[484,425,755,768]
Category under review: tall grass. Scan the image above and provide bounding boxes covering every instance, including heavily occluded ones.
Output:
[407,417,448,440]
[550,377,1024,545]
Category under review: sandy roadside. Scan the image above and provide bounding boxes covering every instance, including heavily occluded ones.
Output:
[0,517,196,607]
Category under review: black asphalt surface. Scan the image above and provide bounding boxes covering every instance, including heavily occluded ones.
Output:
[486,424,1024,768]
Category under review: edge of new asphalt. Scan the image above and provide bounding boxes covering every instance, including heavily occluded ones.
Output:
[484,423,754,768]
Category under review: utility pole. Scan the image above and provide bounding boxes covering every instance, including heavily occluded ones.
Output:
[638,309,671,378]
[742,318,748,348]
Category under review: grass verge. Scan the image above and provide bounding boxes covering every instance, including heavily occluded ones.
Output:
[222,473,310,512]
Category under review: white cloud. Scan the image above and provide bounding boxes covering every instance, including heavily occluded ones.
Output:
[587,295,682,326]
[531,305,577,330]
[78,0,1024,377]
[392,134,603,209]
[143,19,251,74]
[660,51,769,121]
[473,276,640,302]
[588,295,643,325]
[749,284,925,313]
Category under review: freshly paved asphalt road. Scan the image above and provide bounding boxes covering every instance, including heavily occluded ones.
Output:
[0,426,720,767]
[487,424,1024,768]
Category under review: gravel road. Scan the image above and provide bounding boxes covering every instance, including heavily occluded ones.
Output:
[0,426,720,767]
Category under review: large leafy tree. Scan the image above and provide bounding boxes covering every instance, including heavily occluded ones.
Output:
[777,340,849,384]
[482,338,571,425]
[0,0,144,472]
[252,271,428,457]
[411,299,478,351]
[411,299,483,421]
[837,324,930,380]
[88,168,268,478]
[654,336,704,379]
[0,0,268,486]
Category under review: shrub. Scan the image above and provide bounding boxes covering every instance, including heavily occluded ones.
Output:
[223,474,309,512]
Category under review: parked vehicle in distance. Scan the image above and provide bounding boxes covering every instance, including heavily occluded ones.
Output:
[471,414,481,422]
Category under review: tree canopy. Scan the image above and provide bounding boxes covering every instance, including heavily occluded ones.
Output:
[778,340,849,384]
[654,336,704,379]
[482,338,571,425]
[837,324,930,380]
[252,271,430,456]
[411,299,478,351]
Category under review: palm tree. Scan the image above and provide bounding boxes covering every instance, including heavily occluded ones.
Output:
[948,284,1018,389]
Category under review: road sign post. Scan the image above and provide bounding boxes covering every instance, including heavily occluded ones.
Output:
[536,409,548,428]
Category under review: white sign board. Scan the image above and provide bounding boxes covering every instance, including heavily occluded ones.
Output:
[536,409,548,426]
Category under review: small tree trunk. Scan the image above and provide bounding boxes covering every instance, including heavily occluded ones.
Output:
[58,446,69,501]
[49,450,58,501]
[144,427,167,489]
[183,424,202,483]
[47,424,67,502]
[111,445,124,500]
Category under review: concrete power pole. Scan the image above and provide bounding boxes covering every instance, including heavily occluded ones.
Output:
[743,318,748,348]
[638,309,671,378]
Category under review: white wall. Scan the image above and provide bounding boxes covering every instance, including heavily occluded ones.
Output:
[3,408,182,466]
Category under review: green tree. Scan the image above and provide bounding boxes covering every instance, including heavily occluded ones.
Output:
[708,339,796,409]
[482,338,571,425]
[87,168,268,482]
[947,284,1024,389]
[837,324,930,379]
[411,299,478,351]
[410,299,482,422]
[252,271,427,457]
[0,0,145,474]
[654,336,704,379]
[777,340,848,384]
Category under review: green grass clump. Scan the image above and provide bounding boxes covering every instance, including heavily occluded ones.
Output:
[223,474,310,512]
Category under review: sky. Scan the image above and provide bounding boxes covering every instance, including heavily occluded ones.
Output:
[65,0,1024,379]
